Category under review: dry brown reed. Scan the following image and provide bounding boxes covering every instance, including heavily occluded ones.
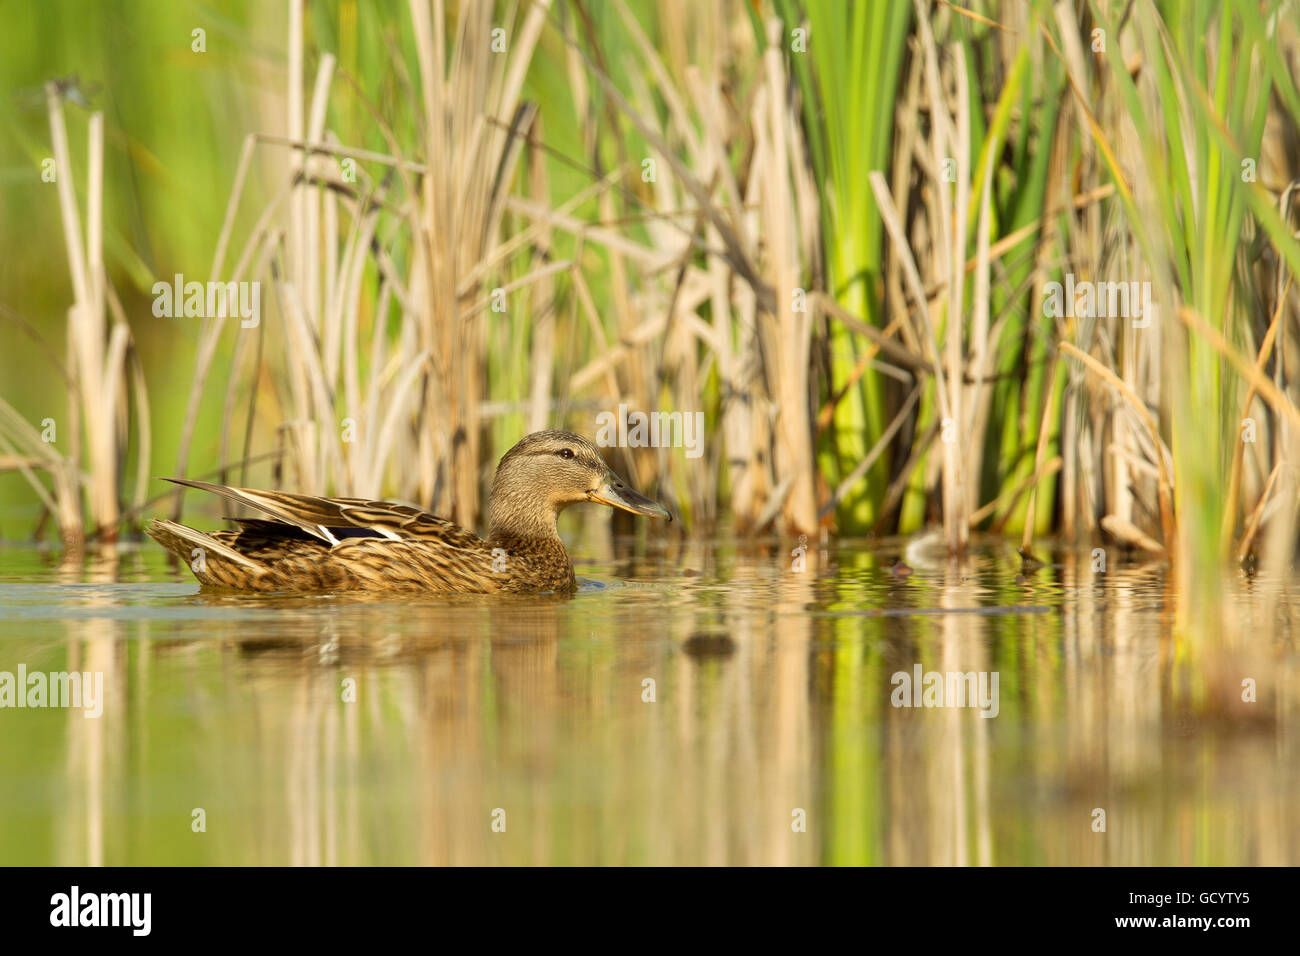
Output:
[0,84,150,548]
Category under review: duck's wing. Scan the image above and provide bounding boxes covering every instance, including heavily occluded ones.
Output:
[165,478,486,549]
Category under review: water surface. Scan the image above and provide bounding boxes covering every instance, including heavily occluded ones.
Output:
[0,536,1295,865]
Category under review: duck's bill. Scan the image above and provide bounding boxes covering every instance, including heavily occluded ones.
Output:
[588,480,672,521]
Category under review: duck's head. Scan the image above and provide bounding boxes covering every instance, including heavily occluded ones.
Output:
[488,430,671,542]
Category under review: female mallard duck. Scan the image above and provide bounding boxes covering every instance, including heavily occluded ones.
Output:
[146,431,670,593]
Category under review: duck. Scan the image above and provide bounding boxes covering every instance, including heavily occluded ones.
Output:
[145,430,671,593]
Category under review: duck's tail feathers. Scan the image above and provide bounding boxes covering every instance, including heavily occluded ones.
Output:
[162,477,344,545]
[145,519,266,581]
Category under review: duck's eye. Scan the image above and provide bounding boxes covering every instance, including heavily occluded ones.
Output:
[557,448,575,460]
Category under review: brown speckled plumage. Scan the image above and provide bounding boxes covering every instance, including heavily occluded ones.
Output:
[146,431,670,593]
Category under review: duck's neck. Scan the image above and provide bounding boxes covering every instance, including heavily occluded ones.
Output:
[488,513,573,583]
[486,499,575,590]
[486,479,572,559]
[487,505,564,550]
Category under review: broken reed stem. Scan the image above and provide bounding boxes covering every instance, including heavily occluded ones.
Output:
[973,456,1062,528]
[1236,460,1281,562]
[1222,276,1292,545]
[1020,348,1060,555]
[1175,306,1300,436]
[821,383,923,520]
[1059,341,1176,550]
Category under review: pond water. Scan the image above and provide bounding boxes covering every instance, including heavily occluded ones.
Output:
[0,535,1296,865]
